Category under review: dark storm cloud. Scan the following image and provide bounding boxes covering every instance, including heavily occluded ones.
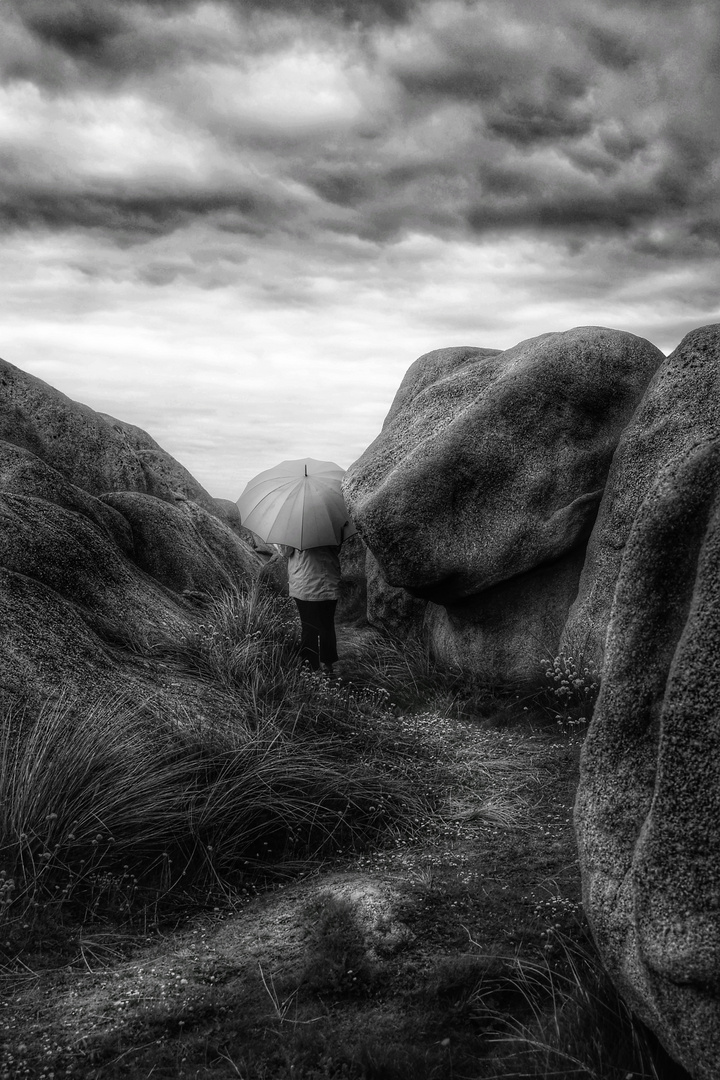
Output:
[484,98,593,145]
[0,181,279,240]
[12,192,229,232]
[18,0,419,34]
[9,0,414,81]
[2,0,719,261]
[5,0,239,87]
[307,168,374,209]
[465,141,718,246]
[391,62,504,101]
[16,0,128,56]
[230,0,416,23]
[598,127,647,163]
[467,187,657,233]
[584,25,640,70]
[368,0,720,249]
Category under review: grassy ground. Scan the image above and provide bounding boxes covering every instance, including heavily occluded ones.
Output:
[0,589,686,1079]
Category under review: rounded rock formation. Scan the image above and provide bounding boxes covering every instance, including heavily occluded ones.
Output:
[344,327,663,681]
[0,355,235,529]
[344,327,663,603]
[576,439,720,1080]
[0,355,263,719]
[100,491,259,598]
[562,323,720,666]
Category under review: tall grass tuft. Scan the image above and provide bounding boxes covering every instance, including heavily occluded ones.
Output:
[482,930,687,1079]
[340,625,468,715]
[0,582,441,942]
[156,580,298,698]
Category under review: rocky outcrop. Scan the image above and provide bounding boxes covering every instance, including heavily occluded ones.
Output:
[562,323,720,666]
[345,328,663,603]
[576,439,720,1080]
[0,479,228,718]
[0,357,233,527]
[100,491,258,598]
[0,440,135,555]
[344,328,663,681]
[365,550,426,636]
[425,546,587,685]
[382,345,502,429]
[101,415,244,536]
[0,357,262,717]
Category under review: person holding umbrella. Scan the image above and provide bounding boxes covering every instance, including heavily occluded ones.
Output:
[237,459,357,675]
[276,533,351,675]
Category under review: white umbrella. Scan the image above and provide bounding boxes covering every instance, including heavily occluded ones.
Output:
[237,458,357,550]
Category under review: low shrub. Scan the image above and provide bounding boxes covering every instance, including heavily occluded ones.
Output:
[536,630,601,734]
[542,652,600,733]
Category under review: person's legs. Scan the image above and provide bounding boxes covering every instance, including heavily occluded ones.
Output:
[315,600,338,670]
[294,599,321,669]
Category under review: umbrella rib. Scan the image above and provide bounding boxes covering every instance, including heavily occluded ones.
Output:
[297,477,308,549]
[267,482,304,547]
[242,479,299,512]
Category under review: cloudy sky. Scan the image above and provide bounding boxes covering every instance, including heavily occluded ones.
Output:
[1,0,719,499]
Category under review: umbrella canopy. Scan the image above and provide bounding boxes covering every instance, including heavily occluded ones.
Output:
[237,458,357,550]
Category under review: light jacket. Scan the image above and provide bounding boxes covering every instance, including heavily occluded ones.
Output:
[279,545,342,601]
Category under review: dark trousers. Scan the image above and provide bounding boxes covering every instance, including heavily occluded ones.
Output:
[294,599,338,670]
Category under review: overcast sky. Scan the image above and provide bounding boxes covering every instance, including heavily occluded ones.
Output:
[2,0,719,499]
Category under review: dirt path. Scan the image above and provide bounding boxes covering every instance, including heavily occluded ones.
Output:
[1,700,583,1079]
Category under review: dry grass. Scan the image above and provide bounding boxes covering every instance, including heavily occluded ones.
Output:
[0,583,448,951]
[479,932,681,1079]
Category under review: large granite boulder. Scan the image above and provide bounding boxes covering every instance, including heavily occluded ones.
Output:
[382,345,502,428]
[0,492,184,644]
[0,356,234,528]
[576,439,720,1080]
[360,347,500,640]
[344,328,663,681]
[0,356,262,718]
[563,323,720,667]
[0,359,144,496]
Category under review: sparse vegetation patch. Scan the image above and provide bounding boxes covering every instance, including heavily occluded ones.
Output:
[0,587,687,1080]
[0,584,448,959]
